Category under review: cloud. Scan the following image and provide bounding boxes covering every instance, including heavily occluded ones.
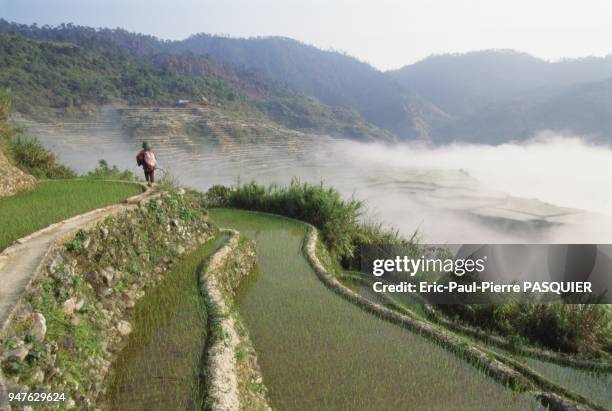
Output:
[324,133,612,243]
[31,119,612,244]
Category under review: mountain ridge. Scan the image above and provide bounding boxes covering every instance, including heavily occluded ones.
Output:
[1,19,611,144]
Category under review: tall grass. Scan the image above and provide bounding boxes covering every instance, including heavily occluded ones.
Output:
[0,89,11,136]
[86,159,137,181]
[7,136,76,179]
[205,179,407,267]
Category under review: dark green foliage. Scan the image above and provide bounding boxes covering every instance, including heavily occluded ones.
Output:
[0,21,394,141]
[221,179,362,260]
[440,303,612,357]
[172,34,448,139]
[0,32,246,117]
[206,180,405,266]
[0,88,10,135]
[260,96,394,141]
[86,160,137,181]
[204,185,231,207]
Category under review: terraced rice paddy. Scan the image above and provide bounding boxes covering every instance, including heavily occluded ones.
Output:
[521,357,611,408]
[210,209,540,410]
[341,273,612,410]
[103,234,228,410]
[0,179,142,251]
[484,344,612,409]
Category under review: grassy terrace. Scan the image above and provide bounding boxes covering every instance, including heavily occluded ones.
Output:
[0,179,142,251]
[210,209,539,410]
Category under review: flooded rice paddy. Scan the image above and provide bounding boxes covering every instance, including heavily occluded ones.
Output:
[209,209,540,410]
[103,234,228,410]
[18,109,610,409]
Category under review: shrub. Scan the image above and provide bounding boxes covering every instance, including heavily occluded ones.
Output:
[0,89,11,135]
[0,89,76,179]
[205,184,232,207]
[439,303,612,357]
[86,159,137,181]
[7,136,76,179]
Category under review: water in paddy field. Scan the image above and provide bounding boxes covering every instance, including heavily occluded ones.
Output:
[18,107,612,244]
[210,209,541,410]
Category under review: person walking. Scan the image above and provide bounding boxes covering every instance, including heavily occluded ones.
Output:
[136,141,157,187]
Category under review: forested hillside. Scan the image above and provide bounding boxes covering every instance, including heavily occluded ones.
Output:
[170,34,450,139]
[433,77,612,144]
[1,19,611,143]
[161,34,612,143]
[388,50,612,116]
[0,20,392,140]
[0,32,245,117]
[391,50,612,143]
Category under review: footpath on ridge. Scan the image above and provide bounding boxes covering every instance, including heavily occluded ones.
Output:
[0,184,151,334]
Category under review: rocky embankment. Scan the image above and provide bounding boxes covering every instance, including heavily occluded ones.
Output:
[0,148,35,197]
[0,189,212,409]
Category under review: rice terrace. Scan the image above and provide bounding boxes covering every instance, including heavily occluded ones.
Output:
[1,6,612,411]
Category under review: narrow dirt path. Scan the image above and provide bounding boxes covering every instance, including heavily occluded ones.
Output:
[0,185,151,333]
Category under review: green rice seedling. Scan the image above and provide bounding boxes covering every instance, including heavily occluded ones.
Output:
[0,180,142,251]
[103,234,229,410]
[522,357,611,408]
[210,209,540,410]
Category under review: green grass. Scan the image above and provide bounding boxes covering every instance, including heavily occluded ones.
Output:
[0,179,141,251]
[103,234,228,410]
[210,209,540,410]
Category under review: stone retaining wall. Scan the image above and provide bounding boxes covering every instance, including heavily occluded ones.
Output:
[0,148,35,198]
[201,229,270,411]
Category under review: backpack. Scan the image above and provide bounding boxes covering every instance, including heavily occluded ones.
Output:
[143,151,157,169]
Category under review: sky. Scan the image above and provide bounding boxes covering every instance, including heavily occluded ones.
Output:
[2,0,612,70]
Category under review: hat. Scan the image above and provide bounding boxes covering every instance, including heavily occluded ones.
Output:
[142,141,151,149]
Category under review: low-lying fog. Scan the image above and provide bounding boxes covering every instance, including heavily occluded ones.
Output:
[26,121,612,244]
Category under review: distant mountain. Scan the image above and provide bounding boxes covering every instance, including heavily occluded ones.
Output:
[168,34,450,138]
[388,50,612,117]
[433,77,612,144]
[1,20,611,144]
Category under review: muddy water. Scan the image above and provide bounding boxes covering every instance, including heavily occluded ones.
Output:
[18,108,601,244]
[210,209,540,410]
